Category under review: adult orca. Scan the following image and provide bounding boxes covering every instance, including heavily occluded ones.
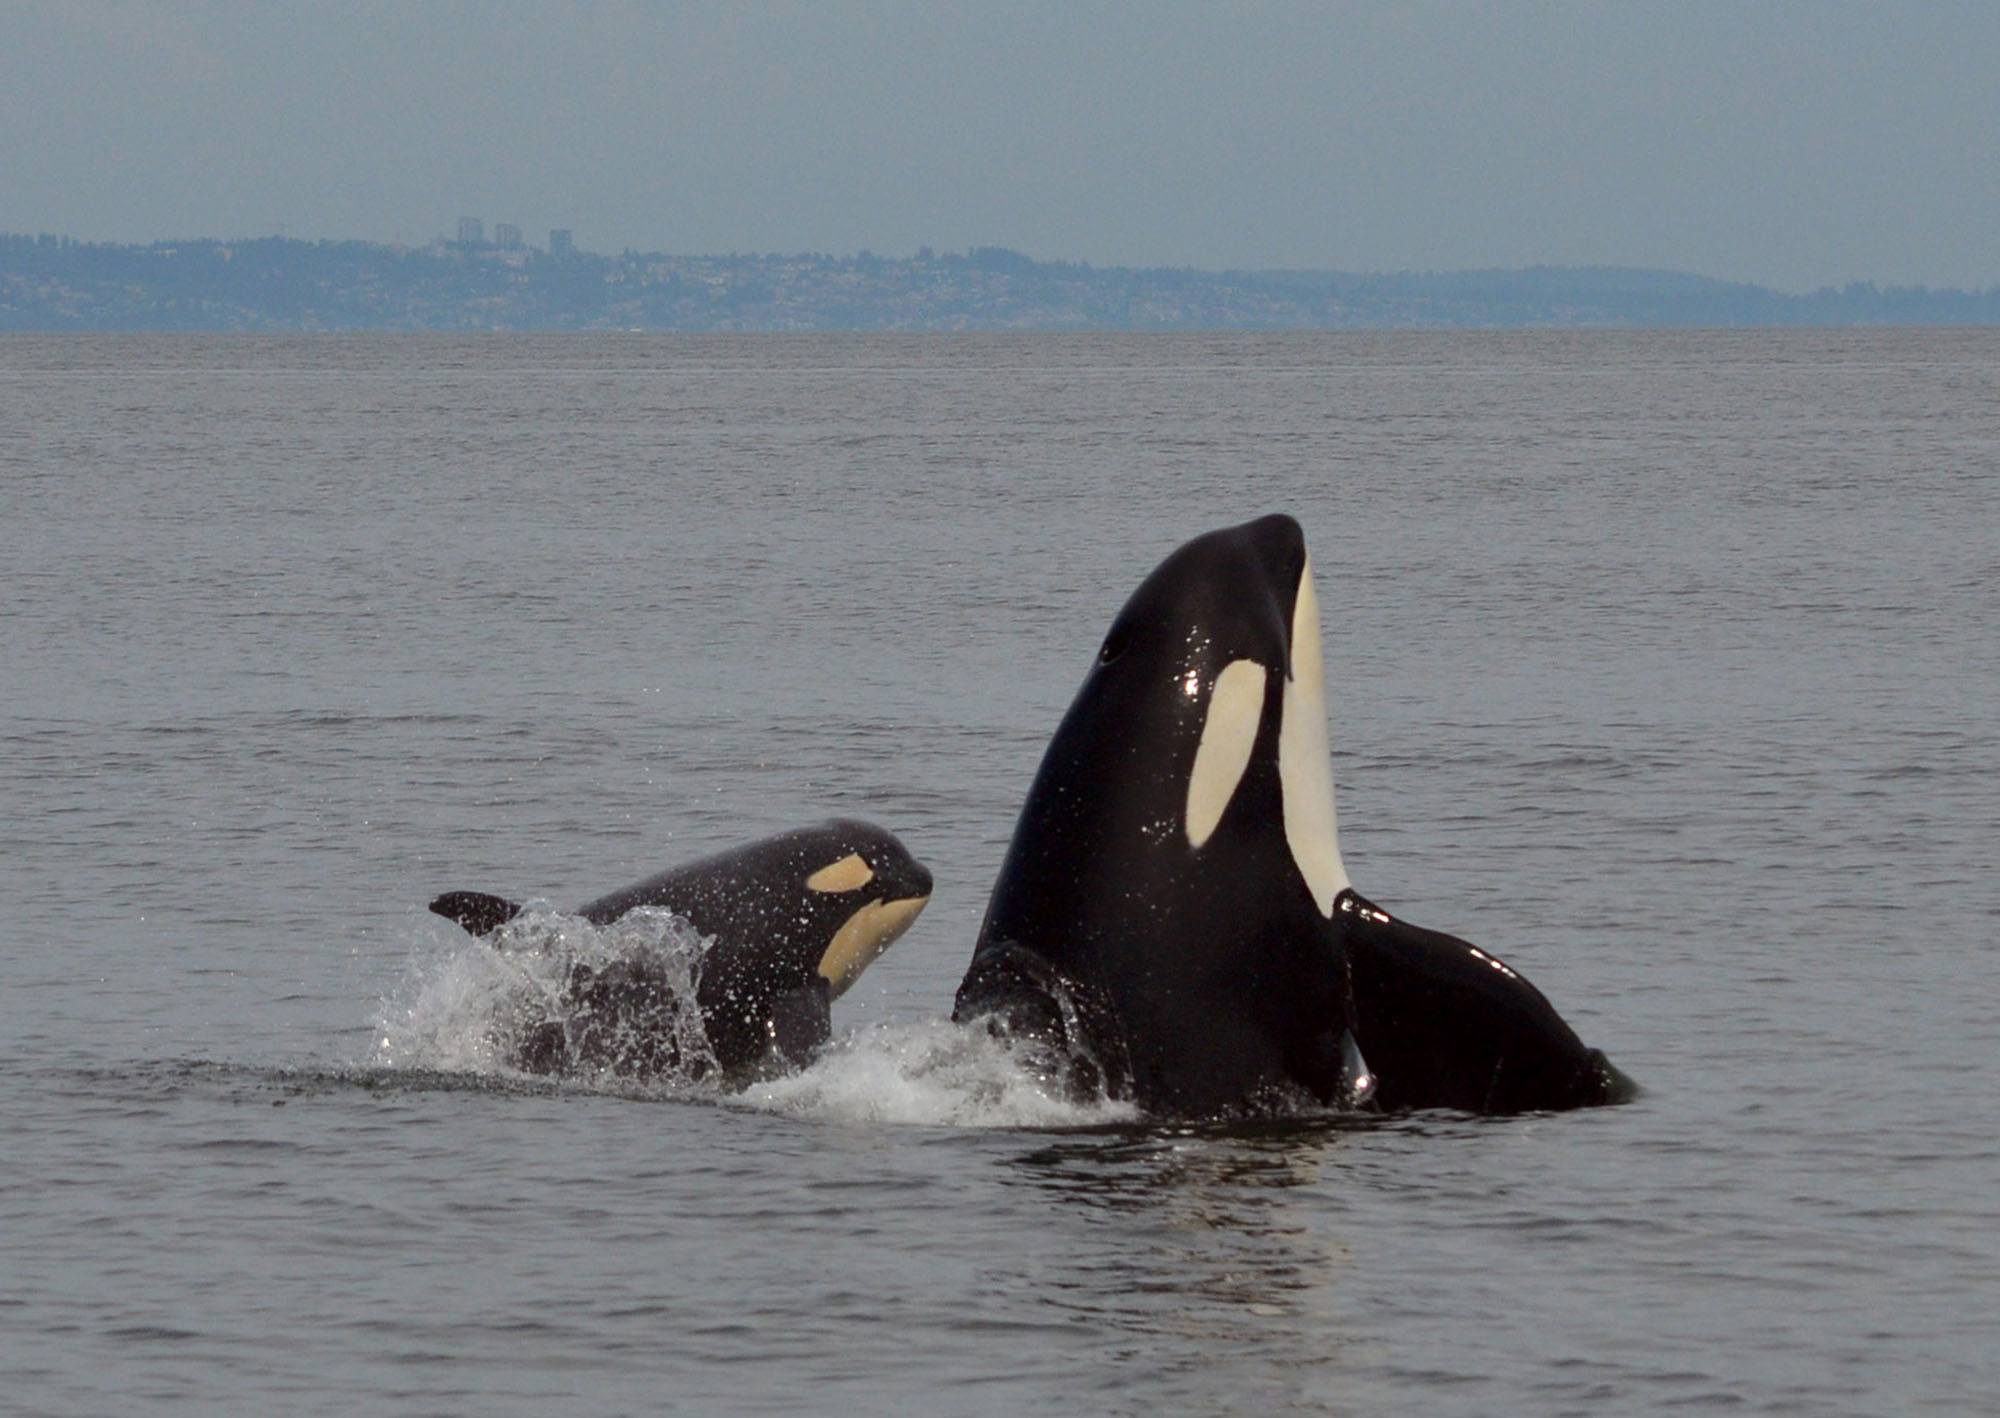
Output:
[430,819,932,1082]
[952,514,1631,1116]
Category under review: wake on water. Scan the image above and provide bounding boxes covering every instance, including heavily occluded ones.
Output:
[373,909,1138,1130]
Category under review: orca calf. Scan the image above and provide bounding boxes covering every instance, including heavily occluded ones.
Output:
[953,514,1631,1116]
[430,819,932,1082]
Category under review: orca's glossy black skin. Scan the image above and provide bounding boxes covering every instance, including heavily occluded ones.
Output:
[1336,892,1636,1112]
[953,513,1631,1117]
[429,819,932,1082]
[955,515,1371,1116]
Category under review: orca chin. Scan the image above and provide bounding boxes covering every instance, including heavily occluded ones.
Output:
[953,513,1630,1117]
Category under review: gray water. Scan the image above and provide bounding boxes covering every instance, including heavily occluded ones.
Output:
[3,331,1995,1415]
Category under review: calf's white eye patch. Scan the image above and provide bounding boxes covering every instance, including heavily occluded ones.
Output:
[1185,658,1269,847]
[806,853,875,892]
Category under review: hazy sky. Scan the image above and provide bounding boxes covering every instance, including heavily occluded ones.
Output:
[5,1,1996,290]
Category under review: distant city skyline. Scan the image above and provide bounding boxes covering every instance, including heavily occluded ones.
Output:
[10,232,1996,334]
[445,218,569,256]
[4,3,1996,292]
[31,216,2000,297]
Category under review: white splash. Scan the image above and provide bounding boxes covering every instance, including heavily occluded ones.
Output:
[740,1017,1139,1129]
[374,906,716,1082]
[377,918,1135,1129]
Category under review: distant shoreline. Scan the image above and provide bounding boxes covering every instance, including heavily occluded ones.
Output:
[5,234,1997,332]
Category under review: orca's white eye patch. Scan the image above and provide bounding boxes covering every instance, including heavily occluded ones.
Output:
[806,853,875,893]
[1185,658,1269,848]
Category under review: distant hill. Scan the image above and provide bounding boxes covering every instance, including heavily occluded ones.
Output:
[3,233,1996,331]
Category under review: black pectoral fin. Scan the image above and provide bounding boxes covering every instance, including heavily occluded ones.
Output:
[953,941,1130,1102]
[428,890,523,938]
[765,979,833,1069]
[953,941,1065,1038]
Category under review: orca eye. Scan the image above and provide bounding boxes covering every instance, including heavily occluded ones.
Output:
[1098,625,1129,665]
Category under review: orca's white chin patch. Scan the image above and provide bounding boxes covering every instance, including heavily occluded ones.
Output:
[1185,658,1269,847]
[818,895,929,998]
[1277,554,1350,914]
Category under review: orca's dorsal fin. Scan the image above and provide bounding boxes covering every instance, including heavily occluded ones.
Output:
[428,890,523,937]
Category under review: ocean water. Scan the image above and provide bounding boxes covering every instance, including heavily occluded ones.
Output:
[2,330,1995,1414]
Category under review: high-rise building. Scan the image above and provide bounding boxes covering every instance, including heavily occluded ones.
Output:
[494,222,523,250]
[549,228,575,259]
[457,216,484,246]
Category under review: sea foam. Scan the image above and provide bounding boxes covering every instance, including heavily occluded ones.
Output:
[376,916,1134,1130]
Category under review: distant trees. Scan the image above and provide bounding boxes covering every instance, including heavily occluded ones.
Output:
[3,232,1996,331]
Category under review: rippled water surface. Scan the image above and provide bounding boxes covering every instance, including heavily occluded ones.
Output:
[4,331,1996,1413]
